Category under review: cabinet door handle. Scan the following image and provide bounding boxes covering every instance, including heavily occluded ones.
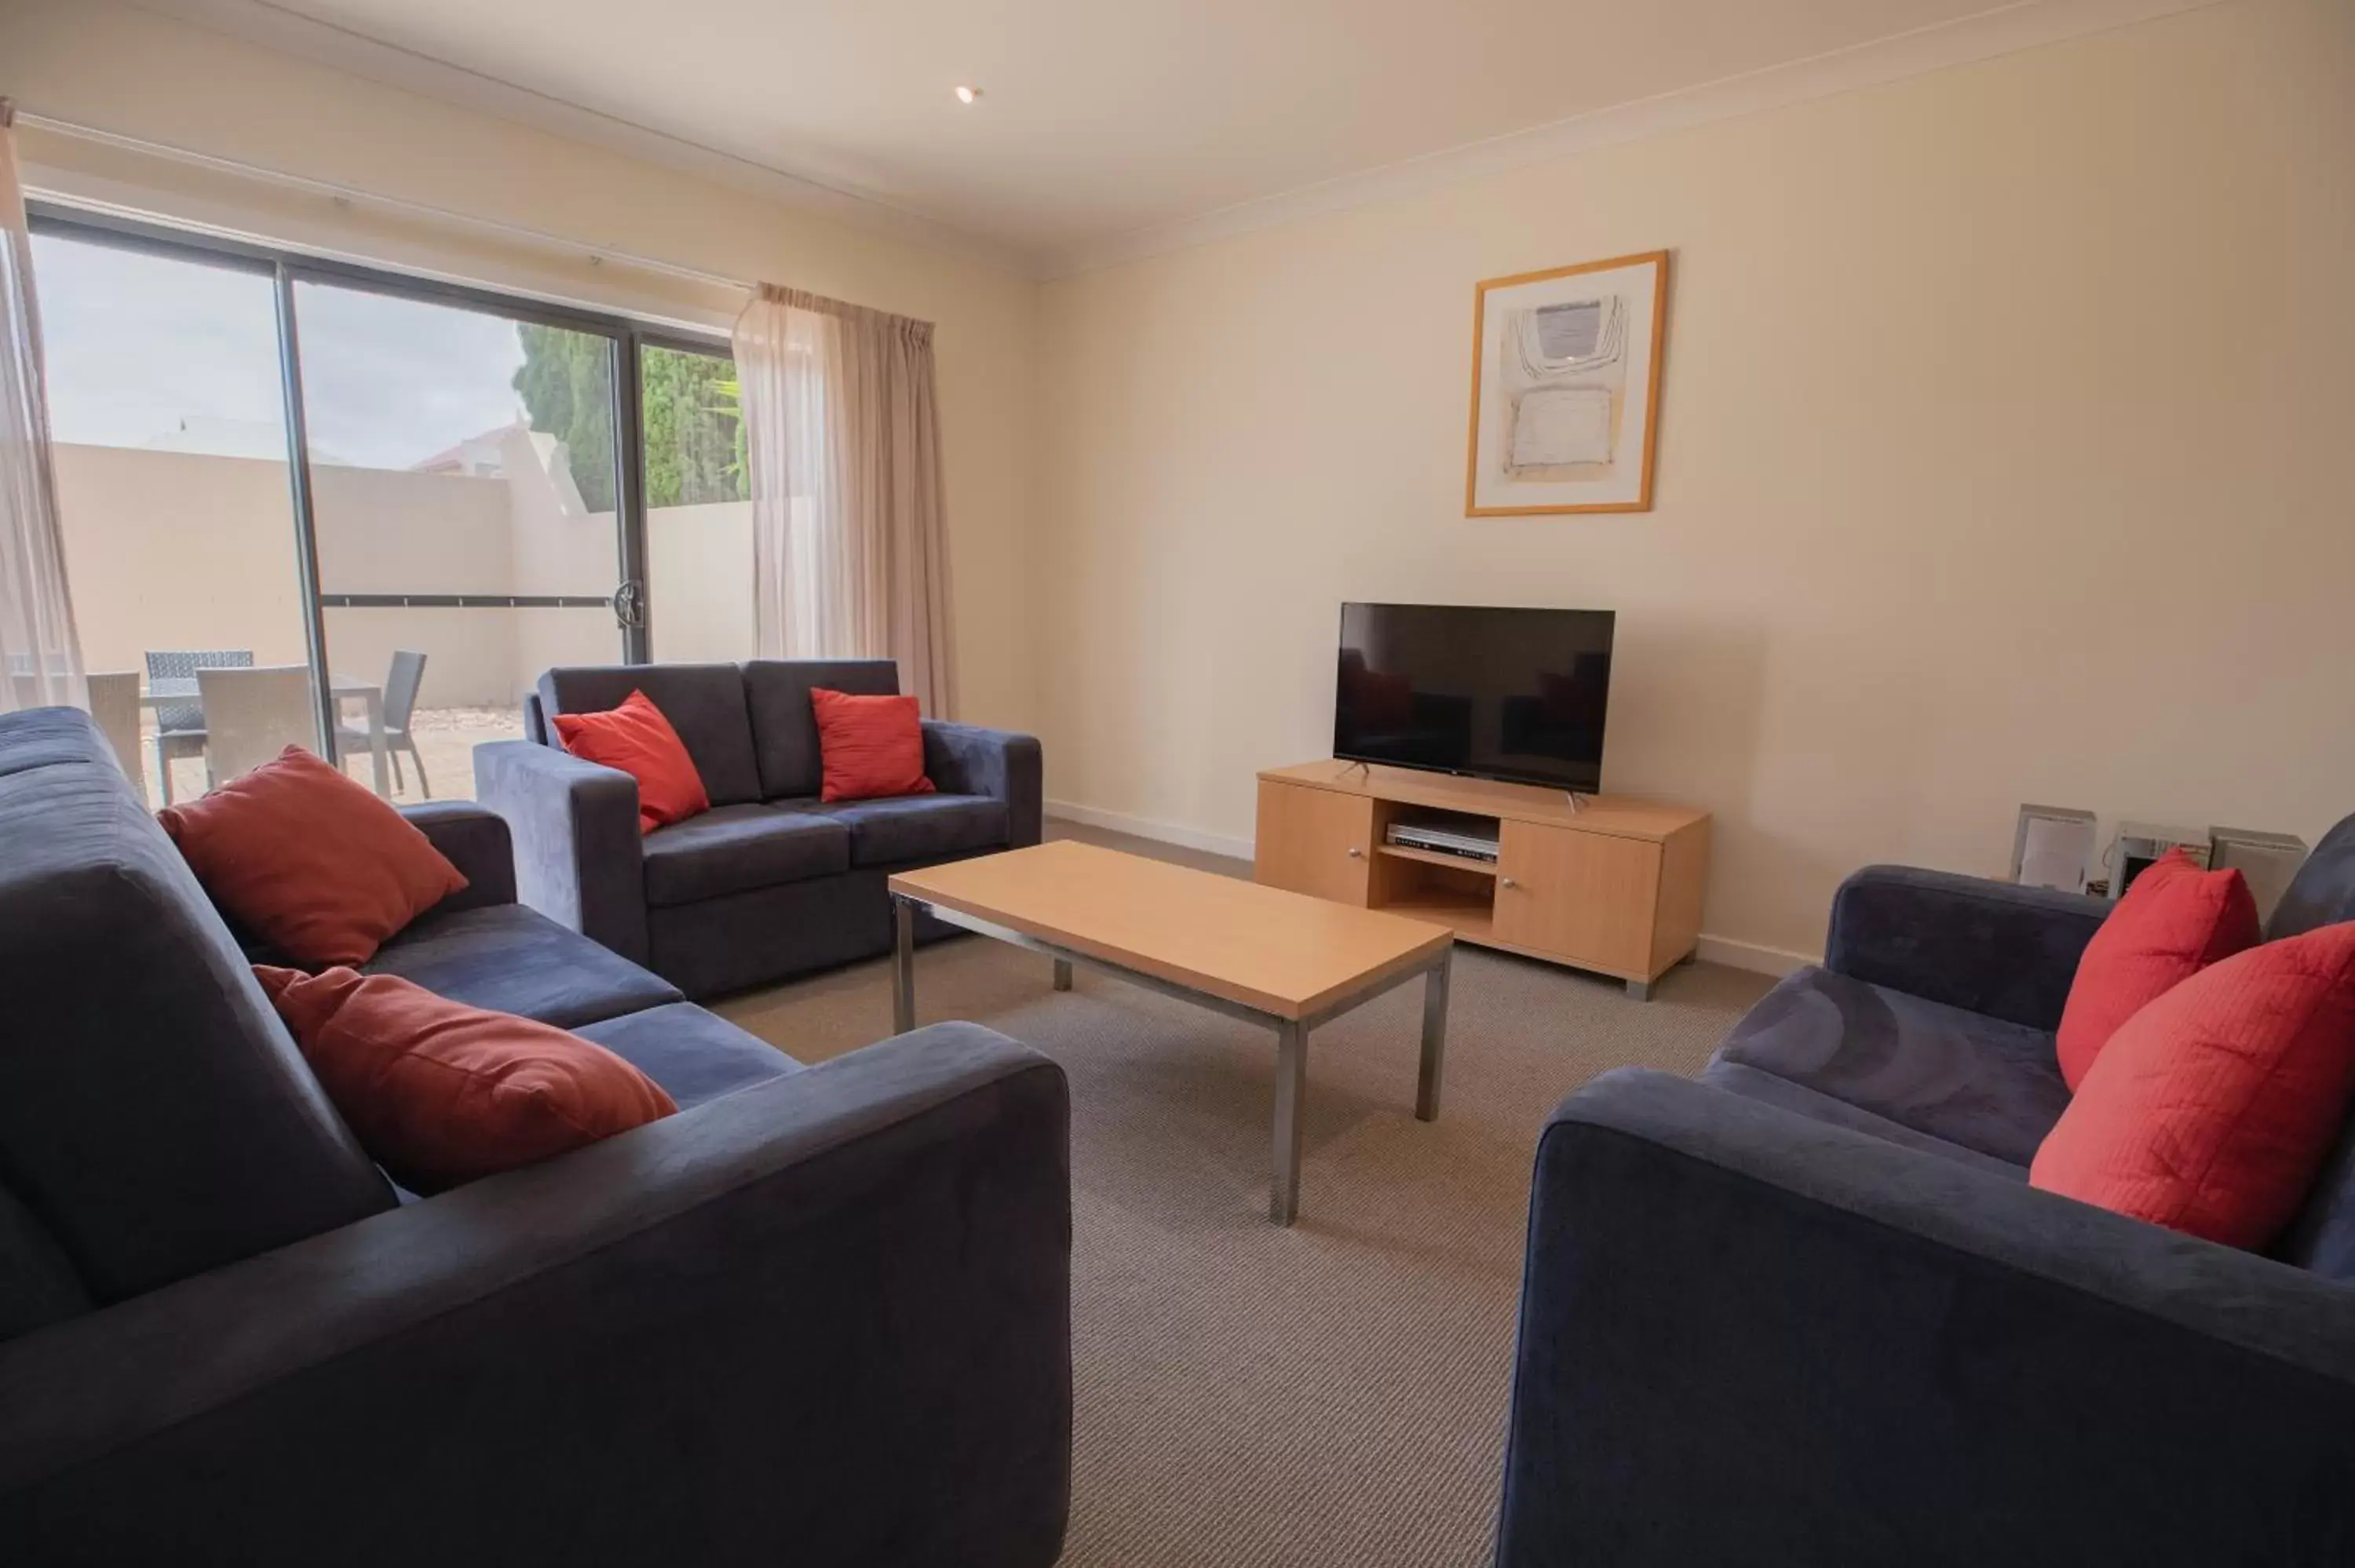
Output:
[1499,875,1518,889]
[1347,846,1364,859]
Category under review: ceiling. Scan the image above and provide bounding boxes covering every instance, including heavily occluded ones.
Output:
[137,0,2186,273]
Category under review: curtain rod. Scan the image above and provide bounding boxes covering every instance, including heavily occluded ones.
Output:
[13,110,753,294]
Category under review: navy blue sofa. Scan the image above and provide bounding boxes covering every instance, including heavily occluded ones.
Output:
[476,659,1042,1000]
[1498,818,2355,1566]
[0,708,1071,1567]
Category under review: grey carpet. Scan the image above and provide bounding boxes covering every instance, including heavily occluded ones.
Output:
[715,823,1773,1566]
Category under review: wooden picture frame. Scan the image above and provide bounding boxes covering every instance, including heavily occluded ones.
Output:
[1465,250,1669,516]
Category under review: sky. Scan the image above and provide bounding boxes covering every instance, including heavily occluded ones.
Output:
[31,231,561,470]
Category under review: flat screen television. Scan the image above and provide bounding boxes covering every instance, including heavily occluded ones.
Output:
[1334,602,1615,793]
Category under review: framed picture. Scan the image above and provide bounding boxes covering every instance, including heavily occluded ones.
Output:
[1465,250,1669,516]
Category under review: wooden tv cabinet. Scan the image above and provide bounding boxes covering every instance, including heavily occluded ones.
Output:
[1253,760,1710,999]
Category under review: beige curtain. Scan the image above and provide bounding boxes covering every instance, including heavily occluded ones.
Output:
[732,283,955,716]
[0,101,86,714]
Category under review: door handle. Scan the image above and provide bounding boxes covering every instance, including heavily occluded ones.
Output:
[613,579,645,630]
[1346,846,1364,859]
[1499,876,1518,889]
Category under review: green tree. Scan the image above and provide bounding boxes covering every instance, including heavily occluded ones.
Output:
[641,345,747,506]
[513,331,747,511]
[512,324,617,511]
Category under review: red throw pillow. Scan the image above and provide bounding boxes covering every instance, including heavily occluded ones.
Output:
[2054,848,2259,1089]
[2030,922,2355,1249]
[809,687,935,804]
[255,965,677,1195]
[551,688,710,834]
[159,746,467,968]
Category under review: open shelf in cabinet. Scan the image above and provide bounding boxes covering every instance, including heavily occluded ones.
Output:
[1372,841,1500,878]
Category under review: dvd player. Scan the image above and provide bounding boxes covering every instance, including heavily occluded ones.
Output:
[1385,822,1500,863]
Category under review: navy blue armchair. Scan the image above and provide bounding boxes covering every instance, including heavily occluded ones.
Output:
[1498,819,2355,1566]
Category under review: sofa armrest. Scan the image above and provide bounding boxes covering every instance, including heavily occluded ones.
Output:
[473,738,649,965]
[1498,1068,2355,1568]
[0,1023,1072,1568]
[924,720,1043,848]
[1824,864,2110,1030]
[398,801,516,911]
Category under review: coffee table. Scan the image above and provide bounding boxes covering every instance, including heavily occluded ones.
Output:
[887,841,1455,1224]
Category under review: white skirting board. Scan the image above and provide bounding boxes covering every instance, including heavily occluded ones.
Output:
[1692,935,1816,980]
[1043,802,1821,980]
[1045,800,1258,862]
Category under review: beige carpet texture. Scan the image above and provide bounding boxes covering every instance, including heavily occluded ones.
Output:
[717,825,1774,1566]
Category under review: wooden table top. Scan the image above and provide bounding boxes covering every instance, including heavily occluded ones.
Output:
[888,841,1452,1021]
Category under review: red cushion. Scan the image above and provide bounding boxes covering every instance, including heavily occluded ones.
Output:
[159,746,467,968]
[551,688,710,834]
[2030,922,2355,1249]
[2054,848,2259,1090]
[809,687,936,804]
[254,965,677,1195]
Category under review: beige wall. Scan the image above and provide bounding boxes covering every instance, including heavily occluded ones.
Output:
[1036,0,2355,964]
[2,0,1039,730]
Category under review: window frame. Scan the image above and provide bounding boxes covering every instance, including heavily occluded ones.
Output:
[27,199,741,679]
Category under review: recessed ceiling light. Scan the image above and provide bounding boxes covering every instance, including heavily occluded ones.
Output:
[955,85,980,104]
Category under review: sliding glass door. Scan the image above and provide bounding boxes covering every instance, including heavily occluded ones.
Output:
[290,279,637,801]
[27,227,318,806]
[640,338,754,662]
[29,204,736,804]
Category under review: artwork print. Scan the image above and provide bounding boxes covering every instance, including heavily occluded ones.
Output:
[1466,251,1667,515]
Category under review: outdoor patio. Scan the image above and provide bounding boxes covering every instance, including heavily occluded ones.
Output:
[138,704,522,810]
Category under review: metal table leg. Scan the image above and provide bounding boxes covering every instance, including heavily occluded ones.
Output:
[891,896,916,1034]
[1417,947,1451,1121]
[1271,1020,1308,1226]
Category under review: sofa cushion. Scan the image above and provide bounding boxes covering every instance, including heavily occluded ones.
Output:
[0,709,395,1304]
[551,688,711,834]
[2270,812,2355,941]
[2275,1112,2355,1282]
[158,746,469,967]
[2054,848,2259,1089]
[539,664,761,808]
[2032,924,2355,1249]
[641,804,851,907]
[811,687,936,803]
[743,658,900,800]
[1700,1059,2028,1180]
[0,1180,89,1341]
[1715,965,2071,1167]
[257,965,677,1196]
[574,1001,801,1110]
[366,903,682,1030]
[796,793,1010,868]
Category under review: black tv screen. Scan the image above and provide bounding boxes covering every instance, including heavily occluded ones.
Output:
[1334,603,1616,793]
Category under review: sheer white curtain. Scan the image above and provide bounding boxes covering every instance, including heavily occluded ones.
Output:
[0,102,84,714]
[733,284,955,716]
